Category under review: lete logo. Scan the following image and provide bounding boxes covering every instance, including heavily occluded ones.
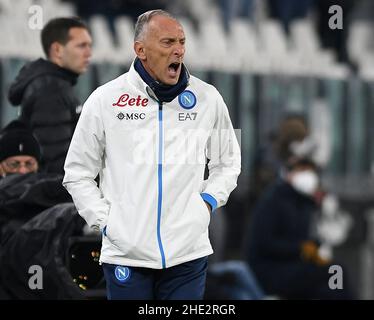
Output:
[113,94,148,107]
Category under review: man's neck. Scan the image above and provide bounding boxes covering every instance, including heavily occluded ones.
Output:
[48,56,63,68]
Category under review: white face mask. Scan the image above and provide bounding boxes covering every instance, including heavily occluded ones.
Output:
[290,170,319,196]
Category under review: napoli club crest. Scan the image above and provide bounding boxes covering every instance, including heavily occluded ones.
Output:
[114,266,131,283]
[178,90,197,109]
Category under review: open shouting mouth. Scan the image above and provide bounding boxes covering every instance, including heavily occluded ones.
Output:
[168,62,181,77]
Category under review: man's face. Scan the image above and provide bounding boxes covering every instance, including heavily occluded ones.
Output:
[59,27,92,74]
[135,16,185,85]
[0,155,38,176]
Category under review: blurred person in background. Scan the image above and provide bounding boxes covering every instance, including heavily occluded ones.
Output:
[248,114,309,223]
[7,17,92,174]
[246,154,354,299]
[0,120,78,299]
[0,120,41,178]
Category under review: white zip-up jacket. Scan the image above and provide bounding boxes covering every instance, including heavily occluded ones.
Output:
[63,62,241,269]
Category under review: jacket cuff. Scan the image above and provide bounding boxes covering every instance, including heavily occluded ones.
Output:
[201,193,218,213]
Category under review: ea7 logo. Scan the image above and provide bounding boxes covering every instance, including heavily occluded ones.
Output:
[113,94,148,107]
[179,113,197,121]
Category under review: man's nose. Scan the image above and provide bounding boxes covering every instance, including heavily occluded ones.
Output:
[17,165,30,174]
[86,47,92,58]
[174,44,185,57]
[84,44,92,58]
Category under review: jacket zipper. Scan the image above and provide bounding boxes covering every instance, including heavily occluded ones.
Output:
[157,101,166,268]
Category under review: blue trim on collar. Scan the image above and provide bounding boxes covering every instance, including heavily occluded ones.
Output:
[134,57,188,103]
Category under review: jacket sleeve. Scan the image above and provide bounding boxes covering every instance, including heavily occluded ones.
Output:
[201,89,241,211]
[62,89,109,230]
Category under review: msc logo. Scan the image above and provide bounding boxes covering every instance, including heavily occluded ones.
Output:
[117,112,146,120]
[178,90,197,109]
[113,94,148,107]
[114,266,131,283]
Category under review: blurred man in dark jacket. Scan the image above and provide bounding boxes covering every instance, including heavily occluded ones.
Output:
[8,17,92,174]
[0,120,69,239]
[0,122,81,300]
[246,156,354,299]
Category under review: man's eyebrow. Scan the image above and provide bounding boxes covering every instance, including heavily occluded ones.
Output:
[160,37,177,41]
[160,37,186,42]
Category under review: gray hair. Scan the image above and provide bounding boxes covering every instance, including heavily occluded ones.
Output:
[134,9,178,41]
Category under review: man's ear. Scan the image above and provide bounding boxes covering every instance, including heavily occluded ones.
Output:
[49,42,63,60]
[134,41,146,60]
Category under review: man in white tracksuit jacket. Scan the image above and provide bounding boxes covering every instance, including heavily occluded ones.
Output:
[63,9,241,300]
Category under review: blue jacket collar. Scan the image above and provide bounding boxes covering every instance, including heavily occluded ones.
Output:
[134,57,189,103]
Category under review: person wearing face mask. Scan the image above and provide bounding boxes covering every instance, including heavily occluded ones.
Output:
[245,156,354,299]
[288,165,319,196]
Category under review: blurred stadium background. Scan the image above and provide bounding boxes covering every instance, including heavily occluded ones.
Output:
[1,0,374,299]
